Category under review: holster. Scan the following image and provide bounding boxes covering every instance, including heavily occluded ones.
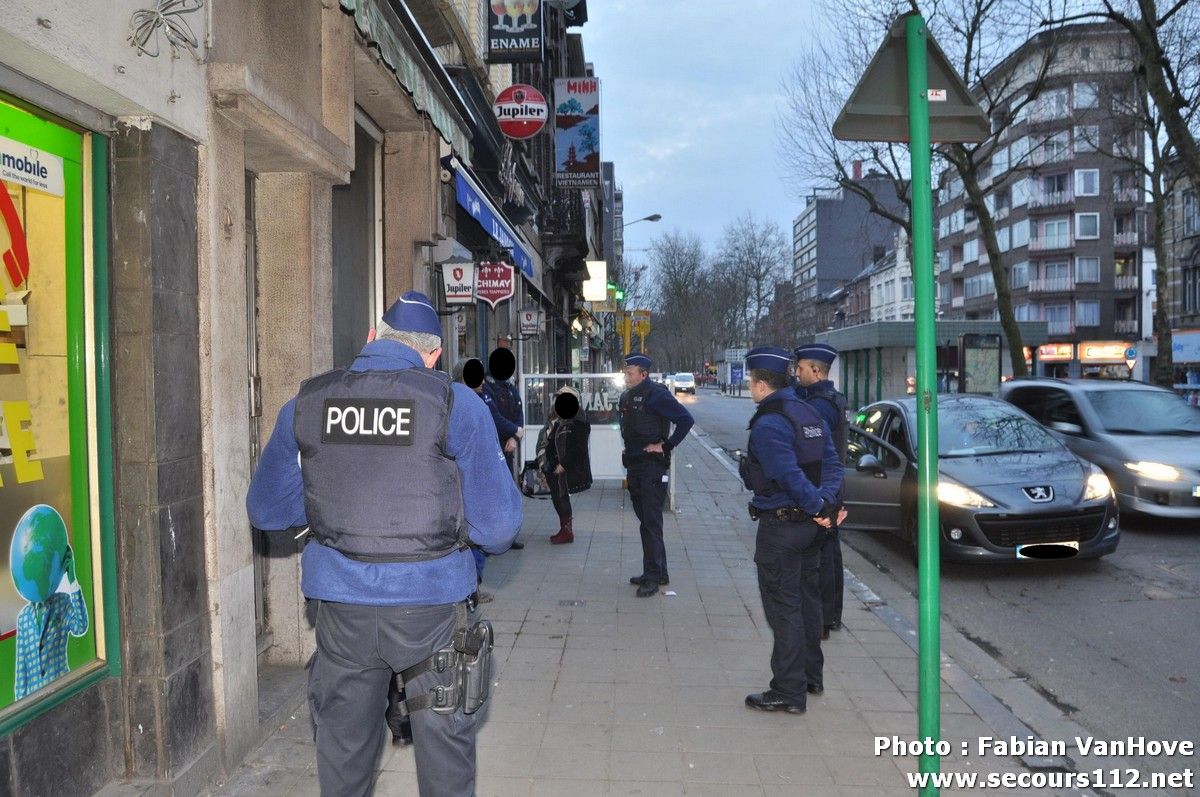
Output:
[394,607,495,717]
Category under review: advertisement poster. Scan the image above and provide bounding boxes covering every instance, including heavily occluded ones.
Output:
[486,0,544,63]
[0,102,97,712]
[554,78,601,188]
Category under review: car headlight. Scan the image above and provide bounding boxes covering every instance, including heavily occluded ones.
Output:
[937,480,995,508]
[1124,461,1182,481]
[1083,468,1113,501]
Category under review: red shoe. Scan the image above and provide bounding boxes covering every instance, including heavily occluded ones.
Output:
[550,518,574,545]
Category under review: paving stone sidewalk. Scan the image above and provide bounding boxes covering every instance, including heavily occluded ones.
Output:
[203,431,1041,796]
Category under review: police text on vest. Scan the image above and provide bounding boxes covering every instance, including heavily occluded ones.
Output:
[321,399,416,445]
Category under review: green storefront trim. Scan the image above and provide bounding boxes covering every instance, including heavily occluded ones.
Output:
[0,106,118,735]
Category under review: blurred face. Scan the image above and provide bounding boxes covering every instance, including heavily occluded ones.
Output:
[795,359,823,387]
[623,365,647,388]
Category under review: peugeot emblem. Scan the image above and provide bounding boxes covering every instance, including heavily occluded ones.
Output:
[1023,486,1054,503]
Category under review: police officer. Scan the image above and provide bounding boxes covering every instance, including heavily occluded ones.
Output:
[246,291,521,796]
[619,352,694,597]
[793,343,849,638]
[741,347,843,714]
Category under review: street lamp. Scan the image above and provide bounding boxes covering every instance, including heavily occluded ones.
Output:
[623,213,662,228]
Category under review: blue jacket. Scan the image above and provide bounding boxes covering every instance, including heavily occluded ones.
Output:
[748,390,844,515]
[246,340,522,605]
[482,378,524,441]
[795,379,843,437]
[621,382,694,456]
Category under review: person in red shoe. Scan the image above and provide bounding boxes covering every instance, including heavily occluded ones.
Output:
[540,385,592,543]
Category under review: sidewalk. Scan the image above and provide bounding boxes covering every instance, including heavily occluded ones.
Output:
[208,432,1040,796]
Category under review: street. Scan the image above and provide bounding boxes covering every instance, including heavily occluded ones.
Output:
[684,387,1200,772]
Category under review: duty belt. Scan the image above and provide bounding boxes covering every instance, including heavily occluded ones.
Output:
[748,504,810,522]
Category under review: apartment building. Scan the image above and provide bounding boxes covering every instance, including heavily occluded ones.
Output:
[936,23,1147,376]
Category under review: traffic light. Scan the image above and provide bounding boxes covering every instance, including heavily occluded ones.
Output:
[614,288,624,301]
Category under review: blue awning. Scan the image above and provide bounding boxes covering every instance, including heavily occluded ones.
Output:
[452,165,533,278]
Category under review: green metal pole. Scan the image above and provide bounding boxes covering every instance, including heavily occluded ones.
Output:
[906,14,942,795]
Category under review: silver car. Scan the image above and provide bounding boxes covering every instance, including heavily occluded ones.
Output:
[1001,379,1200,520]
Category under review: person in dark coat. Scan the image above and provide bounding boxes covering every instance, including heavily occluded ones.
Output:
[540,386,592,544]
[741,346,843,714]
[482,346,526,549]
[793,343,849,638]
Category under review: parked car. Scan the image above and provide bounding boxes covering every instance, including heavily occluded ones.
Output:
[841,394,1119,563]
[1001,378,1200,520]
[672,372,696,394]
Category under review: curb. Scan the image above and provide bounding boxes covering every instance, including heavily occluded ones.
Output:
[685,423,1125,797]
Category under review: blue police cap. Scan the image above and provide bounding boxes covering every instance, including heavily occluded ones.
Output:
[382,291,442,337]
[624,352,652,369]
[745,346,793,375]
[793,342,838,365]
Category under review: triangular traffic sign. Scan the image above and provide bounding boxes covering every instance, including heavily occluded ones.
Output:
[833,12,988,143]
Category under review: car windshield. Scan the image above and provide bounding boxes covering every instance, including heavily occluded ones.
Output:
[934,403,1060,457]
[676,374,693,383]
[1085,389,1200,435]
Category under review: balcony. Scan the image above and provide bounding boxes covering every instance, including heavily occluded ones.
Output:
[1114,187,1142,203]
[1029,276,1075,293]
[1029,189,1073,209]
[952,295,964,308]
[1028,233,1074,252]
[1114,318,1139,334]
[1032,147,1073,167]
[979,250,990,266]
[1114,274,1138,290]
[1047,320,1075,335]
[964,218,979,235]
[1114,231,1139,248]
[951,259,964,274]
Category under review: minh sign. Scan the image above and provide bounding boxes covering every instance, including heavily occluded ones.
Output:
[486,0,544,63]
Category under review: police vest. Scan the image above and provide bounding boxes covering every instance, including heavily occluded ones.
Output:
[805,384,848,457]
[742,398,826,499]
[293,367,466,563]
[619,380,670,449]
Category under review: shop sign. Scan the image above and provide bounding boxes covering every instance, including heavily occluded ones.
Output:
[1079,341,1129,364]
[487,0,544,63]
[1172,330,1200,364]
[519,307,543,336]
[441,260,475,304]
[494,85,548,140]
[476,261,515,309]
[1036,343,1074,362]
[554,78,601,188]
[0,135,64,197]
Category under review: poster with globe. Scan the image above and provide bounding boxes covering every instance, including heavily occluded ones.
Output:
[1,113,99,710]
[554,77,601,188]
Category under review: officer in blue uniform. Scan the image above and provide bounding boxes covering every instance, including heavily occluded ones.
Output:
[740,347,843,714]
[618,352,694,597]
[246,291,521,797]
[793,343,850,638]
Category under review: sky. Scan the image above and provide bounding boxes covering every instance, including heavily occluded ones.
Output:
[583,0,825,260]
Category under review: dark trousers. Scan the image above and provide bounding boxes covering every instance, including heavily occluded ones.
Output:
[819,527,844,627]
[549,472,572,519]
[626,457,669,582]
[308,600,476,797]
[754,516,824,703]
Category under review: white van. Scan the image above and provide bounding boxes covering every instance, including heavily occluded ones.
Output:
[672,373,695,394]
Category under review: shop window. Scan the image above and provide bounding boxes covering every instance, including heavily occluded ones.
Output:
[0,98,113,721]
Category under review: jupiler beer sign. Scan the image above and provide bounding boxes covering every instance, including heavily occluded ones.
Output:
[493,84,548,140]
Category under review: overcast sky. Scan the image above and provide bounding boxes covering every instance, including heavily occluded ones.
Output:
[584,0,825,259]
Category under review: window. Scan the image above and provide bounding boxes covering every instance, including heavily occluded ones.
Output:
[1075,256,1100,283]
[992,144,1010,174]
[1010,136,1030,166]
[1075,212,1100,239]
[1185,266,1200,313]
[1114,130,1138,158]
[1075,125,1099,152]
[1185,189,1200,237]
[1073,82,1099,109]
[939,215,950,239]
[1044,304,1070,322]
[1010,261,1030,289]
[1074,169,1099,196]
[937,249,950,272]
[1042,218,1070,248]
[1044,261,1070,282]
[1112,91,1137,115]
[1040,130,1071,163]
[939,280,951,304]
[997,225,1011,252]
[1014,302,1034,321]
[1076,300,1100,327]
[901,275,914,301]
[1012,218,1030,248]
[963,238,979,262]
[964,272,995,299]
[1034,88,1070,120]
[1012,176,1032,207]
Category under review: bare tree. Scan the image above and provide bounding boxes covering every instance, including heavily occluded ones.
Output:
[714,213,791,344]
[643,231,712,372]
[781,0,1074,377]
[1045,0,1200,192]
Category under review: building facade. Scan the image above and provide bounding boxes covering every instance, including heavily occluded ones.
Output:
[935,23,1147,377]
[0,1,599,793]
